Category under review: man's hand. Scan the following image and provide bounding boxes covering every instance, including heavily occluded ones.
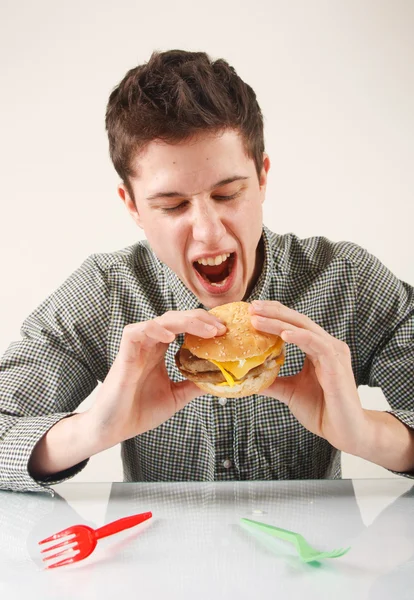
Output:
[249,300,414,472]
[29,310,226,479]
[249,300,369,454]
[87,310,226,450]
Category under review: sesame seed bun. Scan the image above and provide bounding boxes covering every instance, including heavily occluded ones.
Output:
[184,301,284,361]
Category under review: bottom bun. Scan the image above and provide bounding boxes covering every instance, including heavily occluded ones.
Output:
[192,364,282,399]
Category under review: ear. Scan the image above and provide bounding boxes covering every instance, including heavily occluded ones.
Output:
[259,154,270,202]
[118,183,144,229]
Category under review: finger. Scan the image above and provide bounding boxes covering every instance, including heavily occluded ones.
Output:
[183,308,226,328]
[250,300,325,335]
[119,323,176,363]
[280,328,352,373]
[251,314,349,367]
[123,321,176,345]
[250,315,299,338]
[155,312,227,338]
[122,316,226,356]
[250,314,323,362]
[165,309,227,329]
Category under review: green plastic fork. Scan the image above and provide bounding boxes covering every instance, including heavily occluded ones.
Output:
[241,518,351,563]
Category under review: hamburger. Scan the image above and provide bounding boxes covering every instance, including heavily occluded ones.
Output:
[175,301,285,398]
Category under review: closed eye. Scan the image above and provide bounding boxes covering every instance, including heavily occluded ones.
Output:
[213,192,241,201]
[160,201,189,213]
[160,191,241,213]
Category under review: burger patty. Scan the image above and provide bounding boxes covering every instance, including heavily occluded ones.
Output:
[175,347,282,384]
[176,348,221,373]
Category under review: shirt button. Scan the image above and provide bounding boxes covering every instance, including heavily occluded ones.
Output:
[222,459,232,469]
[218,398,228,406]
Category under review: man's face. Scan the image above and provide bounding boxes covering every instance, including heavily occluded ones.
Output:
[119,129,269,309]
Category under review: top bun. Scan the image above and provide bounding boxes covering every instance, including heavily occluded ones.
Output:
[183,301,284,362]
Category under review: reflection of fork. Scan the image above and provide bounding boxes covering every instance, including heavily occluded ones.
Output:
[241,518,350,562]
[39,511,152,569]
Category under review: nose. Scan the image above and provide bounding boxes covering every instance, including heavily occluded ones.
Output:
[191,200,226,246]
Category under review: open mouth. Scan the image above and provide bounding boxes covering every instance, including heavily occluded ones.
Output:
[193,252,237,291]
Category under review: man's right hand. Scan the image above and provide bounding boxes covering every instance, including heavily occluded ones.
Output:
[29,310,226,479]
[87,309,226,450]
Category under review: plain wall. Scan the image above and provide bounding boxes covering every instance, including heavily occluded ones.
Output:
[1,0,412,481]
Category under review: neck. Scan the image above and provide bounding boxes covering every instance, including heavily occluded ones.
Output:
[244,237,265,299]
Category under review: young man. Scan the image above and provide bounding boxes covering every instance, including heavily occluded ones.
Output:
[0,50,413,493]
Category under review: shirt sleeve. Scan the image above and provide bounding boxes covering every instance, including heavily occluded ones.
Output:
[355,248,414,476]
[0,255,110,493]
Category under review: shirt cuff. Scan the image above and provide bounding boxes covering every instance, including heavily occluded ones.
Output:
[0,414,89,494]
[386,410,414,479]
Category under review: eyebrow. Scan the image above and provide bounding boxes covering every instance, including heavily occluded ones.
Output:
[146,175,250,202]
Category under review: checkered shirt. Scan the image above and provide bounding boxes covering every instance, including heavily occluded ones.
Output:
[0,226,412,493]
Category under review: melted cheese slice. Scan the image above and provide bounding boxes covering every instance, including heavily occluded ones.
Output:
[209,343,283,387]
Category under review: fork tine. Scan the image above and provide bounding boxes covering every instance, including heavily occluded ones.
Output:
[42,545,79,563]
[39,539,78,554]
[327,547,350,559]
[44,553,81,569]
[38,529,76,545]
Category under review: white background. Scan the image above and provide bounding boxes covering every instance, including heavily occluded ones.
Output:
[0,0,412,481]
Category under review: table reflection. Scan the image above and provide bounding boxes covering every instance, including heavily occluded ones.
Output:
[0,479,413,600]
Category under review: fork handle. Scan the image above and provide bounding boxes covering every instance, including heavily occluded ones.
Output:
[94,511,152,540]
[241,518,297,543]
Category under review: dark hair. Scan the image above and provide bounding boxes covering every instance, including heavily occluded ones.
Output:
[105,50,264,199]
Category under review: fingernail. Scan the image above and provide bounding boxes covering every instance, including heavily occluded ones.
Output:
[205,324,217,331]
[216,322,226,330]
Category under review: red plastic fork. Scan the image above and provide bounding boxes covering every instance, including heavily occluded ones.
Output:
[39,511,152,569]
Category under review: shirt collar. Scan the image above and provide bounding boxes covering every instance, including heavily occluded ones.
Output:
[159,225,276,311]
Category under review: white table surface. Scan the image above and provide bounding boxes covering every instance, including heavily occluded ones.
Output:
[1,478,413,599]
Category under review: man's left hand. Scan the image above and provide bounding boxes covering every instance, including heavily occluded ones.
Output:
[249,300,367,454]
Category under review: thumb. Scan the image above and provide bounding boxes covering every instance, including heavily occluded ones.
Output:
[263,374,300,406]
[172,380,203,411]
